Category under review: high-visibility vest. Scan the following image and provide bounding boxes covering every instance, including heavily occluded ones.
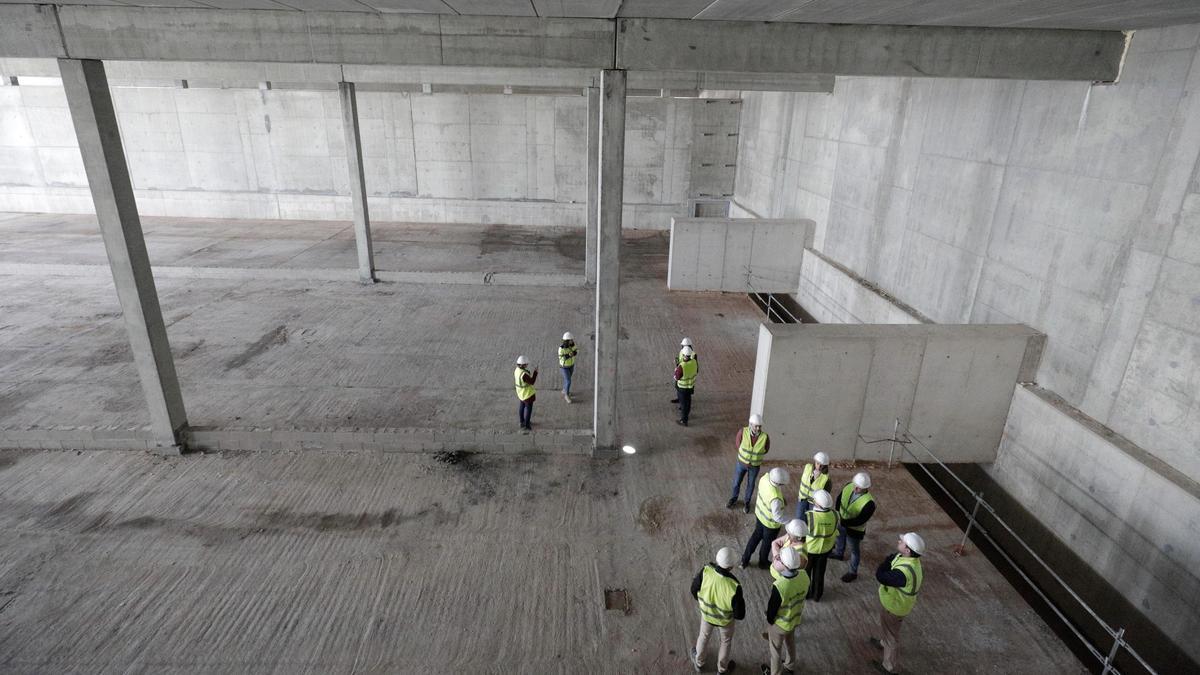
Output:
[837,483,876,533]
[558,343,577,367]
[770,536,805,581]
[697,564,739,627]
[772,571,810,631]
[805,509,838,554]
[879,555,923,617]
[514,367,535,401]
[737,427,769,466]
[755,474,786,529]
[677,359,698,389]
[797,463,829,501]
[675,351,699,367]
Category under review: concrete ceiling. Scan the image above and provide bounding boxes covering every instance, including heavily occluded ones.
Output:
[0,0,1196,29]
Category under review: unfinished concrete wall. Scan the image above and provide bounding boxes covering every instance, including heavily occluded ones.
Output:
[666,217,813,291]
[796,248,929,324]
[0,77,739,229]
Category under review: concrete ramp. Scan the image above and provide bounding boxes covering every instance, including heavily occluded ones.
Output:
[667,217,814,292]
[750,323,1044,462]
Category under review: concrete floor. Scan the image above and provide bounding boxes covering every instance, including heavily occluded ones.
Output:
[0,212,1084,672]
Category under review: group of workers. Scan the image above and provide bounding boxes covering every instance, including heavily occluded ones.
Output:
[692,415,926,675]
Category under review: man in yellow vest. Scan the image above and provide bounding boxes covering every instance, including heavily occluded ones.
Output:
[769,519,807,580]
[674,345,698,426]
[727,414,770,512]
[513,355,538,432]
[804,489,837,602]
[558,332,578,403]
[670,337,698,403]
[832,472,877,583]
[762,547,809,675]
[740,467,789,569]
[795,451,830,519]
[690,546,745,674]
[870,532,925,675]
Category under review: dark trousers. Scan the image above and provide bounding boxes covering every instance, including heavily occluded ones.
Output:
[677,385,693,422]
[806,552,830,601]
[741,520,779,567]
[518,399,533,428]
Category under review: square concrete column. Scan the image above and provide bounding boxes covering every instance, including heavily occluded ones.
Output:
[338,81,377,284]
[593,70,625,456]
[585,86,599,285]
[58,58,188,451]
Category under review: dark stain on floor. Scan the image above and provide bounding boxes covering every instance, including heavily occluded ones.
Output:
[696,509,742,535]
[636,495,672,534]
[224,325,288,370]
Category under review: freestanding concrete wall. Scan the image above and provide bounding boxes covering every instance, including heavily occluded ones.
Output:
[751,323,1044,462]
[667,217,814,291]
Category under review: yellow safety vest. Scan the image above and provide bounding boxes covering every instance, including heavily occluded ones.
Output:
[737,427,768,466]
[675,351,699,366]
[755,474,786,529]
[558,343,577,367]
[514,367,535,401]
[772,571,810,632]
[677,359,698,389]
[804,509,838,554]
[770,536,806,581]
[797,463,830,501]
[837,483,876,533]
[879,555,923,617]
[698,564,739,627]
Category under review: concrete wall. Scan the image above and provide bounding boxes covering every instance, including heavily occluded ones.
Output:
[796,248,930,324]
[666,217,814,292]
[0,79,740,229]
[751,323,1043,463]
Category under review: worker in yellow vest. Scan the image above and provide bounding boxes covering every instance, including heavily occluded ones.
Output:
[769,519,808,580]
[870,532,926,675]
[740,467,789,569]
[513,355,538,432]
[795,451,830,519]
[832,472,877,583]
[690,546,745,674]
[727,414,770,512]
[670,337,699,403]
[804,489,837,602]
[558,332,578,403]
[674,345,698,426]
[762,547,809,675]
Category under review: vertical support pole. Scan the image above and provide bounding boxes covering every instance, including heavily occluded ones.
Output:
[1101,627,1124,675]
[593,70,625,456]
[955,491,984,556]
[58,58,188,451]
[585,86,600,285]
[888,417,900,468]
[339,81,376,284]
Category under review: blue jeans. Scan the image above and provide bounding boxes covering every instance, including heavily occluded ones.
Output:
[832,526,861,574]
[730,463,760,504]
[561,366,573,394]
[518,399,533,428]
[796,499,811,520]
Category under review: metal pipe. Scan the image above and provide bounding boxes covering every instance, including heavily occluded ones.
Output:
[1101,628,1125,675]
[887,417,899,468]
[955,491,983,556]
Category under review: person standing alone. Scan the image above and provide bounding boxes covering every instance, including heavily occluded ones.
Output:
[558,332,578,403]
[727,414,770,513]
[514,355,538,432]
[675,345,698,426]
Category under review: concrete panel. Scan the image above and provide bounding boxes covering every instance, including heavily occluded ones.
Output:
[0,6,65,59]
[796,248,928,325]
[667,217,814,292]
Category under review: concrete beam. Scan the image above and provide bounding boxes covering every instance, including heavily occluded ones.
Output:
[338,81,376,284]
[593,69,625,456]
[585,86,599,286]
[58,58,188,452]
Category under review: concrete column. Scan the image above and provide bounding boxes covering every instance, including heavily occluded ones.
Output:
[58,58,188,451]
[585,86,599,285]
[593,70,625,456]
[338,81,376,284]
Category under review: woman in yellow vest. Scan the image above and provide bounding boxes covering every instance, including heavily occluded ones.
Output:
[804,489,838,602]
[795,451,830,519]
[513,355,538,432]
[764,547,809,675]
[871,532,925,675]
[727,414,770,512]
[558,332,578,403]
[769,518,808,580]
[690,546,745,674]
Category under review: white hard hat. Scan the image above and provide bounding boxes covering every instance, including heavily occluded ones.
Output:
[780,546,802,570]
[562,332,574,340]
[785,519,807,538]
[768,467,789,485]
[516,355,529,365]
[813,489,833,509]
[716,546,738,569]
[902,532,926,556]
[680,345,695,356]
[748,413,763,426]
[680,337,693,347]
[853,472,871,489]
[813,451,829,465]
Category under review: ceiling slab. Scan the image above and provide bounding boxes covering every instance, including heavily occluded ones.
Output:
[531,0,621,18]
[357,0,457,12]
[442,0,536,16]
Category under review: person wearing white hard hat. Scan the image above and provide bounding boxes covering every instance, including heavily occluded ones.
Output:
[832,471,877,583]
[795,451,831,519]
[762,546,809,675]
[727,413,770,512]
[690,546,745,674]
[804,489,838,602]
[557,332,578,403]
[670,338,699,403]
[513,355,538,432]
[870,532,926,675]
[740,467,789,569]
[769,519,808,581]
[674,345,699,426]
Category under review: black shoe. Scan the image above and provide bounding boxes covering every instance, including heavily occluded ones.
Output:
[868,637,883,650]
[757,561,769,570]
[761,665,770,675]
[670,398,679,403]
[726,498,738,509]
[871,660,898,675]
[842,572,858,583]
[677,419,688,426]
[740,561,749,569]
[718,660,736,674]
[830,553,845,561]
[743,500,752,514]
